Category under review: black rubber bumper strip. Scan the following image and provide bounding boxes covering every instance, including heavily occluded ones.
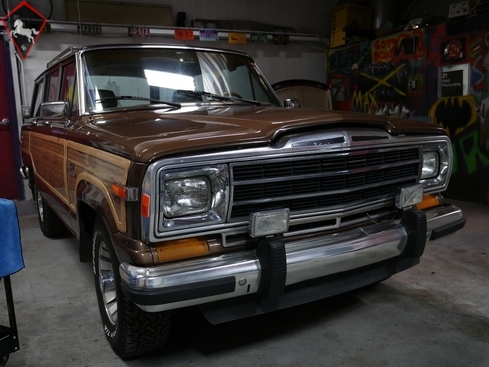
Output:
[429,217,466,240]
[121,276,236,306]
[401,208,427,258]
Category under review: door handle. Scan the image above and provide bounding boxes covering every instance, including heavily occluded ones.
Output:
[1,118,9,127]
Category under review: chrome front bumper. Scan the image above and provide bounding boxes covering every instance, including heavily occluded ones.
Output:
[120,204,465,312]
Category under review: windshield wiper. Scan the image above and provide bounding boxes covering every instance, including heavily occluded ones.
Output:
[95,95,181,108]
[175,90,262,106]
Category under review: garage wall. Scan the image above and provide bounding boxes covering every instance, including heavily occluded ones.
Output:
[7,0,468,102]
[3,0,334,104]
[0,0,334,36]
[0,0,466,37]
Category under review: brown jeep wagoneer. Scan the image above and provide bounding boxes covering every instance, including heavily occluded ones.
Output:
[19,44,466,358]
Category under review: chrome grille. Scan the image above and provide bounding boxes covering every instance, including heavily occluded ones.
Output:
[230,147,420,220]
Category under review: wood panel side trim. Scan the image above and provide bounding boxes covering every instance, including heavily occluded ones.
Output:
[66,140,131,233]
[28,132,70,207]
[66,140,131,181]
[24,132,132,234]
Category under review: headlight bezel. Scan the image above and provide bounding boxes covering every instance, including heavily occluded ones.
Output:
[420,141,452,192]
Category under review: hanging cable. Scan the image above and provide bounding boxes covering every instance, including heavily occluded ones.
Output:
[76,0,82,45]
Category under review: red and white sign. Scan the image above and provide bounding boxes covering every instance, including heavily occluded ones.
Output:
[174,29,194,41]
[1,0,47,59]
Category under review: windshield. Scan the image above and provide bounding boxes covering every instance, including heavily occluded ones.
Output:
[82,47,280,112]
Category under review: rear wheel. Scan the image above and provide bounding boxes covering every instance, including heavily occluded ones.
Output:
[35,185,66,237]
[92,217,171,358]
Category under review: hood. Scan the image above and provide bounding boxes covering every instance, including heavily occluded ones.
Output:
[80,105,446,162]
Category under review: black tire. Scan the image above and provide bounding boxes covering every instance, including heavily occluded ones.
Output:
[362,276,391,290]
[92,217,171,358]
[35,185,66,237]
[2,0,53,19]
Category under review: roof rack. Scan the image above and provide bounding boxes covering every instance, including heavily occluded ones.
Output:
[46,46,79,68]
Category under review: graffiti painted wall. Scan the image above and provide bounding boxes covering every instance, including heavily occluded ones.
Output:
[327,13,489,204]
[427,16,489,203]
[327,29,427,121]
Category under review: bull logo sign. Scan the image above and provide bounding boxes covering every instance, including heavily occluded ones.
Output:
[1,1,47,59]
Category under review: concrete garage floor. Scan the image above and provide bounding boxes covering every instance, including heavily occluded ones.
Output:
[1,199,488,367]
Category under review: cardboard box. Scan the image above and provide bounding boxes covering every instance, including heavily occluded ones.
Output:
[331,3,371,48]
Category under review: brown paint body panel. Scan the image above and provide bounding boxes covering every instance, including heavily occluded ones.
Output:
[29,106,446,163]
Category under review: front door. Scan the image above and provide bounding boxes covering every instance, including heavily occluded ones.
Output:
[0,38,22,199]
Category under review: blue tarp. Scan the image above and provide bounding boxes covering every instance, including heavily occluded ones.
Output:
[0,198,24,278]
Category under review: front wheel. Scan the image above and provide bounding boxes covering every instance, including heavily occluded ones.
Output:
[92,217,171,358]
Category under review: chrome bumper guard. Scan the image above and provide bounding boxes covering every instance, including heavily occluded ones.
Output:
[120,204,465,312]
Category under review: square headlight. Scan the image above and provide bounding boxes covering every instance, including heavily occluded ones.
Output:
[421,151,439,179]
[164,176,211,218]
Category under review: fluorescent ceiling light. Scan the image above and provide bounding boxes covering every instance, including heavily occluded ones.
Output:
[144,69,195,90]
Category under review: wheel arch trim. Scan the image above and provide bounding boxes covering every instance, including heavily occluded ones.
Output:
[75,173,126,233]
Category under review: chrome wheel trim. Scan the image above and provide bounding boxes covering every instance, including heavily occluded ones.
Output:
[98,239,118,325]
[36,189,44,222]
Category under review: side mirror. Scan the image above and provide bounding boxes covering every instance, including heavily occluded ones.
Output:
[284,98,301,108]
[39,101,71,119]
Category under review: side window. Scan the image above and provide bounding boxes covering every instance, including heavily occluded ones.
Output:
[46,68,60,102]
[60,62,78,116]
[31,79,45,117]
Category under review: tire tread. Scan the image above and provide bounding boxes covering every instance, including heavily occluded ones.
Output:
[93,218,171,359]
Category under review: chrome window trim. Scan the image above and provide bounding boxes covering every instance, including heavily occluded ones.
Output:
[74,44,280,116]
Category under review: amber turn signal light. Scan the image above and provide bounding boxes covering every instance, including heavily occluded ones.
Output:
[111,183,138,201]
[416,194,442,210]
[156,237,210,261]
[111,183,127,199]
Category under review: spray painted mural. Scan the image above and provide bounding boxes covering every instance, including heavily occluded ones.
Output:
[327,29,427,121]
[327,14,489,204]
